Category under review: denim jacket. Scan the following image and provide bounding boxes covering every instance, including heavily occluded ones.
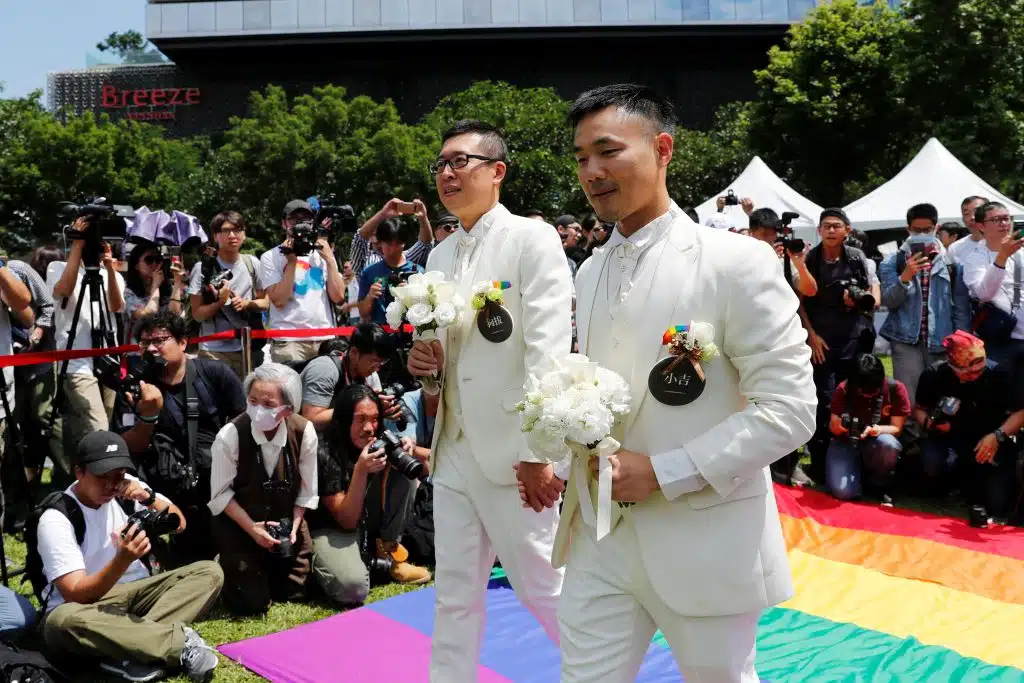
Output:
[879,247,971,351]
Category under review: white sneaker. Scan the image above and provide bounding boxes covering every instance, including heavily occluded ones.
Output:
[98,660,166,682]
[180,626,218,683]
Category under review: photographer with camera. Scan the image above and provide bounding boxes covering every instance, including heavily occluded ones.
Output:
[826,353,911,503]
[350,198,434,275]
[299,324,403,430]
[914,331,1024,523]
[48,217,125,449]
[802,209,880,482]
[357,219,426,325]
[307,384,430,606]
[188,211,269,378]
[748,208,818,297]
[122,241,187,344]
[879,204,972,403]
[34,431,222,683]
[209,364,318,615]
[114,310,246,568]
[260,200,347,364]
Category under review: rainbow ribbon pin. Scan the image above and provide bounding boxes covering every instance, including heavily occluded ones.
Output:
[662,325,688,346]
[492,281,512,291]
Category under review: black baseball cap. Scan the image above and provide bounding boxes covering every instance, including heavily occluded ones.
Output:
[282,199,314,218]
[74,431,136,476]
[436,212,460,228]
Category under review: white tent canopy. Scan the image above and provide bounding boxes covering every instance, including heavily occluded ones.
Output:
[843,138,1024,232]
[696,156,823,243]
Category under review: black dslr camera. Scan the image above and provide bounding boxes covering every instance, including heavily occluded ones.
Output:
[59,197,134,267]
[830,279,875,312]
[778,212,804,253]
[723,189,740,206]
[841,414,864,443]
[380,382,411,431]
[121,507,181,541]
[928,396,961,429]
[267,517,294,558]
[201,268,234,304]
[123,351,168,397]
[372,430,426,481]
[283,221,324,258]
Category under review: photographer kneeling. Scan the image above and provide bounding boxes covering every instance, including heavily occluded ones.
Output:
[114,310,246,568]
[209,364,319,616]
[914,331,1024,522]
[36,432,222,683]
[308,384,430,607]
[826,353,911,504]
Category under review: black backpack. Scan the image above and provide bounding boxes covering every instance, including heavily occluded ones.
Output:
[0,642,63,683]
[24,492,134,605]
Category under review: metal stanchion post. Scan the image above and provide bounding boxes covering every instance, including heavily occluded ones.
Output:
[241,327,253,377]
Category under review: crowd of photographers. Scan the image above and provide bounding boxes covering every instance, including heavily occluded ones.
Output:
[0,197,446,681]
[0,184,1020,680]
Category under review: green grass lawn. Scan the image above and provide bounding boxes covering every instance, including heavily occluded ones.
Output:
[0,530,429,682]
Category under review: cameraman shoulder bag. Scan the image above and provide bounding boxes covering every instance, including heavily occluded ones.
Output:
[971,253,1021,344]
[144,361,203,496]
[0,642,64,683]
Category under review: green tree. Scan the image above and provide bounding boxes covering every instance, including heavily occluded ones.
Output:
[899,0,1024,196]
[96,30,167,65]
[668,102,752,209]
[747,0,912,205]
[422,81,586,218]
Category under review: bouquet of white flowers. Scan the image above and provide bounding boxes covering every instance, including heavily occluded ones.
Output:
[516,354,632,539]
[385,272,463,392]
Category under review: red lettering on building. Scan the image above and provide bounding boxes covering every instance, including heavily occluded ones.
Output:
[151,89,167,106]
[99,86,201,113]
[101,85,119,107]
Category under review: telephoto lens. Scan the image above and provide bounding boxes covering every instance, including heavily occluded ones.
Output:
[373,430,427,480]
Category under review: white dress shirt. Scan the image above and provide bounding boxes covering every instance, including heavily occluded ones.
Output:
[961,245,1024,340]
[208,419,320,516]
[595,204,707,500]
[947,235,986,264]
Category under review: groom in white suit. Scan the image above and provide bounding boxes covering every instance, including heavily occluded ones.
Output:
[528,85,817,682]
[407,120,574,681]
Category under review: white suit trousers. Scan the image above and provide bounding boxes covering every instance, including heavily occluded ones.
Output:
[559,516,761,683]
[430,433,563,682]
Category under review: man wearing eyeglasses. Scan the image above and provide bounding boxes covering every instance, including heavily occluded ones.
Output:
[914,331,1024,523]
[113,310,246,568]
[407,120,573,682]
[433,212,460,244]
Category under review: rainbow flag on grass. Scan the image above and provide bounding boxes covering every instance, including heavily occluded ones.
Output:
[732,485,1024,681]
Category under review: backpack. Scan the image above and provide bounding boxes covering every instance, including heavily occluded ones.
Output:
[0,642,63,683]
[24,492,134,606]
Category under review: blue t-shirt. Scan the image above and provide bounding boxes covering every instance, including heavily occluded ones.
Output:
[358,260,424,325]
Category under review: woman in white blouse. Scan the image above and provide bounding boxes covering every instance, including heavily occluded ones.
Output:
[208,363,319,615]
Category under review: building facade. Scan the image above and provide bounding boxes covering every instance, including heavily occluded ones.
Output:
[50,0,869,137]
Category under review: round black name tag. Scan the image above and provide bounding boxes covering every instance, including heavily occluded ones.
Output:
[648,356,705,406]
[477,303,514,343]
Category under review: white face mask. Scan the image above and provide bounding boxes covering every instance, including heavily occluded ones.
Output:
[247,403,286,431]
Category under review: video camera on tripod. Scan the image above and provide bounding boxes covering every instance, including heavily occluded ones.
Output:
[59,197,134,267]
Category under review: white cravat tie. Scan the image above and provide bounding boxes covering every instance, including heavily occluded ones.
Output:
[609,240,640,315]
[456,233,478,281]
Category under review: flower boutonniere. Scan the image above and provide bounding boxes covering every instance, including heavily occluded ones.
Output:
[648,321,720,406]
[471,280,514,343]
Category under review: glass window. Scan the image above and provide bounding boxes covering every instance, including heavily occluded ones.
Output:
[409,0,436,23]
[464,0,492,23]
[734,0,761,20]
[271,0,300,28]
[298,0,327,26]
[325,0,354,26]
[243,0,272,29]
[382,0,409,23]
[493,0,520,23]
[654,0,682,20]
[162,3,189,33]
[188,2,218,31]
[353,0,380,25]
[681,0,709,20]
[601,0,629,22]
[547,0,574,23]
[437,0,464,24]
[788,0,814,19]
[708,0,735,20]
[628,0,655,21]
[760,0,787,20]
[575,0,602,22]
[147,4,164,35]
[216,1,245,31]
[520,0,547,22]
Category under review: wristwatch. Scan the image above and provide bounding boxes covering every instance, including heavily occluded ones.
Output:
[141,489,157,506]
[993,428,1007,444]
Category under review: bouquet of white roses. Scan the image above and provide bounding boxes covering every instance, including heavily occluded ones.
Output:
[385,271,464,341]
[516,354,632,539]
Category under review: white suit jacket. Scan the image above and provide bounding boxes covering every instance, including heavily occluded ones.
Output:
[553,210,816,617]
[426,203,574,485]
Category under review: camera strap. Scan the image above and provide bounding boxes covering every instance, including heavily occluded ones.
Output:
[184,360,200,478]
[1011,253,1021,315]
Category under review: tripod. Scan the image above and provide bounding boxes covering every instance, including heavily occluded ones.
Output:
[0,369,19,587]
[48,263,119,439]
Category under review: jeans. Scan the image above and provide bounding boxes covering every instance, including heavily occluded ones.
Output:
[826,433,902,500]
[890,341,944,405]
[0,585,36,638]
[921,435,1019,517]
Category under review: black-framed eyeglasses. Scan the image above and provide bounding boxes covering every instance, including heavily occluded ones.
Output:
[429,154,500,175]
